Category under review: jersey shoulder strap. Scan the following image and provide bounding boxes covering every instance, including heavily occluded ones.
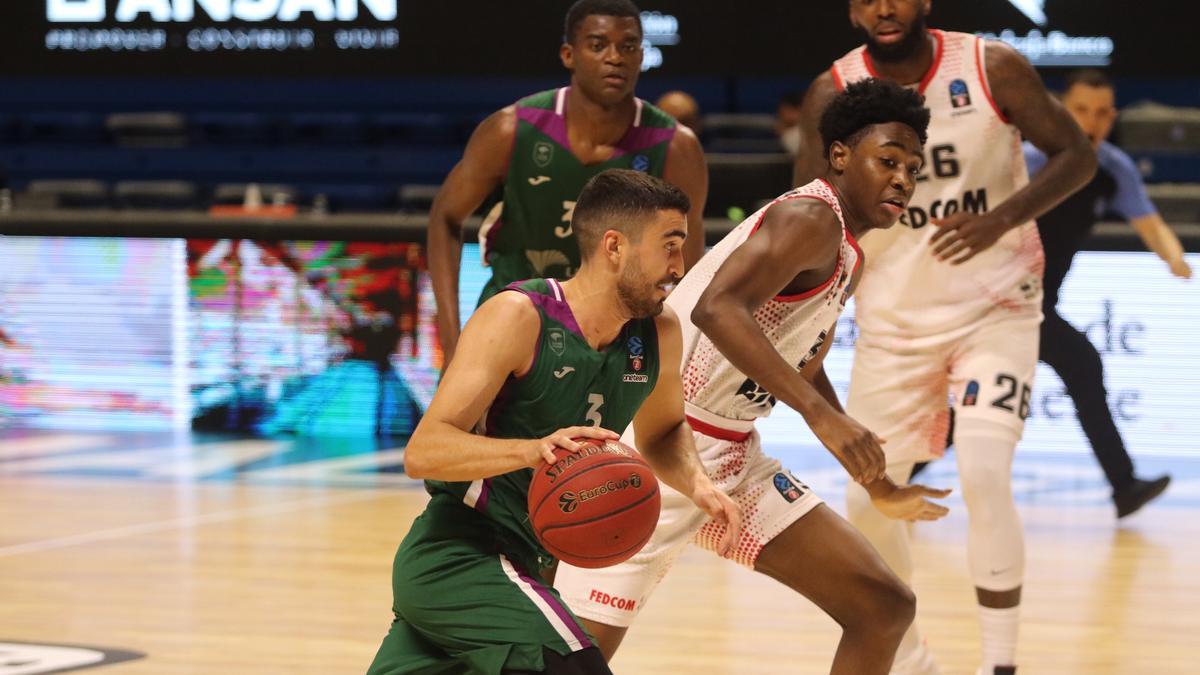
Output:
[637,99,678,130]
[515,88,562,113]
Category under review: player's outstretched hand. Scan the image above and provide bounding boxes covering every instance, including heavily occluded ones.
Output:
[871,482,953,521]
[812,413,887,484]
[1169,257,1193,279]
[929,211,1009,264]
[689,478,743,557]
[527,426,620,468]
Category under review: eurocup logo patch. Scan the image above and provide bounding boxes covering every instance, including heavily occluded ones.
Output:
[962,379,980,406]
[773,472,805,503]
[627,335,644,372]
[632,154,650,172]
[949,79,972,108]
[534,141,554,168]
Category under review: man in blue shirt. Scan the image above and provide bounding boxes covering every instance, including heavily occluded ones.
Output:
[1028,69,1191,517]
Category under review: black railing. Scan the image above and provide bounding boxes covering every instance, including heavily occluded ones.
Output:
[4,209,1199,250]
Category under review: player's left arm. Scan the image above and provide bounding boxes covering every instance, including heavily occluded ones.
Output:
[1102,146,1194,279]
[799,321,952,521]
[664,125,709,270]
[931,40,1098,264]
[1132,213,1192,279]
[632,305,742,555]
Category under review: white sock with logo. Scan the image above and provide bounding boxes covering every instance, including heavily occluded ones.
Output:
[954,426,1023,672]
[978,605,1019,670]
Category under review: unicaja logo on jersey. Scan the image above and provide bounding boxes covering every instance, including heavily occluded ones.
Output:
[533,141,554,168]
[547,328,566,356]
[631,154,650,172]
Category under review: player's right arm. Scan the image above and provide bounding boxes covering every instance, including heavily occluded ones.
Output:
[791,71,840,188]
[800,323,951,521]
[427,107,518,366]
[690,199,886,484]
[403,292,618,481]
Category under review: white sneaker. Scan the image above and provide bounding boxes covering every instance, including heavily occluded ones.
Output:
[891,641,940,675]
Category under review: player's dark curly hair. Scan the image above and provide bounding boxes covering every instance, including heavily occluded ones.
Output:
[564,0,642,44]
[818,78,930,158]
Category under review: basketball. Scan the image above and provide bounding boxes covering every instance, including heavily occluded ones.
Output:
[527,438,661,569]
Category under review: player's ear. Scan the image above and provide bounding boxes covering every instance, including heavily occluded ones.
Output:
[560,41,575,70]
[847,0,859,29]
[602,230,623,263]
[829,141,851,173]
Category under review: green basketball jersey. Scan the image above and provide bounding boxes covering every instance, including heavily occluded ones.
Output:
[477,87,677,304]
[426,277,660,567]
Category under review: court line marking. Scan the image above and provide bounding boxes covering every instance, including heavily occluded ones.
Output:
[0,489,391,559]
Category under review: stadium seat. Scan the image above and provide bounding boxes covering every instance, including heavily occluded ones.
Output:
[114,180,199,210]
[397,184,440,213]
[106,112,188,148]
[370,113,467,146]
[702,113,784,152]
[191,112,276,145]
[1146,183,1200,222]
[23,179,110,209]
[704,153,794,219]
[18,112,107,144]
[1118,102,1200,153]
[1123,151,1200,183]
[302,183,396,212]
[282,113,368,145]
[213,182,300,207]
[0,114,16,143]
[703,113,778,138]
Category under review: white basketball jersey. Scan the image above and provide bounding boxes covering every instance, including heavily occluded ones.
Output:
[670,179,860,426]
[832,30,1044,340]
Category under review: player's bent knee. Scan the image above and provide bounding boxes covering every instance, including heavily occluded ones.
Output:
[862,573,917,639]
[829,564,916,639]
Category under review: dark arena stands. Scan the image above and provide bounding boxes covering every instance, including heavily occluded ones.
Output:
[2,2,1200,673]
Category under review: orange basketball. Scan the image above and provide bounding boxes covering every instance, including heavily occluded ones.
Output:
[527,438,661,569]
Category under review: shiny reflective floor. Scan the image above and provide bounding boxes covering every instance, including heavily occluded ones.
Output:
[1,430,1197,674]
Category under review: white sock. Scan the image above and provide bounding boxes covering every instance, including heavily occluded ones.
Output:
[891,636,940,675]
[978,605,1019,670]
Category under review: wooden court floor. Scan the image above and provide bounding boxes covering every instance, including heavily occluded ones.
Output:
[1,431,1198,674]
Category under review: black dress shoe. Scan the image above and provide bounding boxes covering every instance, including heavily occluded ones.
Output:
[1114,474,1171,518]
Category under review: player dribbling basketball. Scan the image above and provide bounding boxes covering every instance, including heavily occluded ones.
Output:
[367,170,740,675]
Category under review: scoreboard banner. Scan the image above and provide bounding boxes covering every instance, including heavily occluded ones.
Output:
[0,1,1186,77]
